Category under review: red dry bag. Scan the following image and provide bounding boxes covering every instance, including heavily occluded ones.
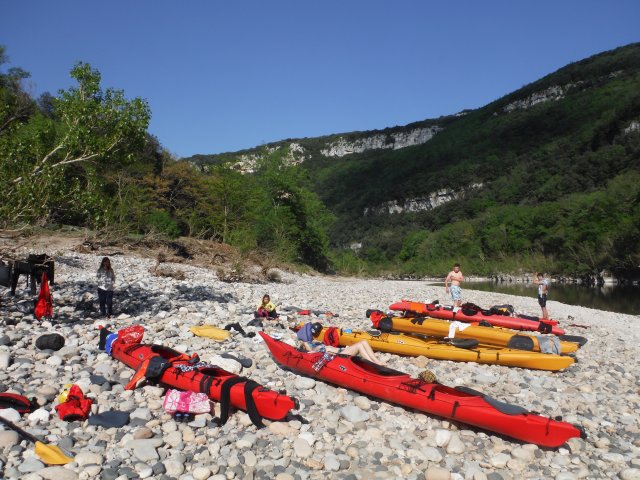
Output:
[34,272,53,320]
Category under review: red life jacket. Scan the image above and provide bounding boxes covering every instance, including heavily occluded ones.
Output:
[55,385,92,421]
[322,327,340,347]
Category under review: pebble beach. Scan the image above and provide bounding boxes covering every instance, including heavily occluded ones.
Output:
[1,246,639,480]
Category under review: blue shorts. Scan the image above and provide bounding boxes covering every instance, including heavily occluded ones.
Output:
[450,285,462,301]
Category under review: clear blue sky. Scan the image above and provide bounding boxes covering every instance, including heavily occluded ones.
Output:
[2,1,639,158]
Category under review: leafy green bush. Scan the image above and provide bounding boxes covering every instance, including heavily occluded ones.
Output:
[145,210,181,239]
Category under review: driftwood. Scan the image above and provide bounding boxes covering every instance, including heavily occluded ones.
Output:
[72,233,293,284]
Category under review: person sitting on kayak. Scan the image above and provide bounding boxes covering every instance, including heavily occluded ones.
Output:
[296,322,385,365]
[256,294,278,319]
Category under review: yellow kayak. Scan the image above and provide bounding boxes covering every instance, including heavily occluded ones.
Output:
[368,311,581,354]
[317,327,575,371]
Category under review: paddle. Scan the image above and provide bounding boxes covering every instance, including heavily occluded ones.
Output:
[0,415,74,465]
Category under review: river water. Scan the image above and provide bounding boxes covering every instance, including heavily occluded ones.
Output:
[459,281,640,315]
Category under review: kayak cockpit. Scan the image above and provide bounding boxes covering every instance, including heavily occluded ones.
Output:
[149,344,189,360]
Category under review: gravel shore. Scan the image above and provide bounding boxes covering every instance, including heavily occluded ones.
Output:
[1,247,639,480]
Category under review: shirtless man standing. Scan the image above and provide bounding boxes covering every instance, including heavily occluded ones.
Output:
[532,272,550,320]
[445,263,464,308]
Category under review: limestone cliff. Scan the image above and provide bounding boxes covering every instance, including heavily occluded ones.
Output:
[221,125,442,173]
[229,143,308,174]
[364,183,483,216]
[320,126,441,158]
[502,85,571,113]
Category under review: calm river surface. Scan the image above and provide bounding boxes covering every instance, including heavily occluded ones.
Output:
[459,281,640,315]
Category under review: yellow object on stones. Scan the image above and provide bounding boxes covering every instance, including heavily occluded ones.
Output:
[35,441,74,465]
[190,325,231,342]
[0,415,74,465]
[57,384,74,404]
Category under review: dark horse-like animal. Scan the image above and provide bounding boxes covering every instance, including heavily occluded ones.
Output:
[0,254,55,295]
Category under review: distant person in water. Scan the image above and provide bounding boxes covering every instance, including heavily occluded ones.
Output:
[97,257,116,318]
[255,294,278,319]
[532,272,549,319]
[445,263,464,308]
[297,322,385,365]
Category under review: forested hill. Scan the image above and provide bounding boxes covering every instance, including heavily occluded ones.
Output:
[2,43,639,279]
[186,43,640,279]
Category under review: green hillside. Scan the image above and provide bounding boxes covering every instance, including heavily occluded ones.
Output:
[2,43,639,279]
[188,43,640,278]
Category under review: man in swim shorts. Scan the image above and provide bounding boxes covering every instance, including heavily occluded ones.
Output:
[532,272,550,319]
[445,263,464,307]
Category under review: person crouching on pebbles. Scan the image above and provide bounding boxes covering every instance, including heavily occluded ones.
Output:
[255,294,278,319]
[297,322,385,365]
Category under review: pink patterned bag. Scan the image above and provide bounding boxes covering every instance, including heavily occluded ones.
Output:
[162,389,211,414]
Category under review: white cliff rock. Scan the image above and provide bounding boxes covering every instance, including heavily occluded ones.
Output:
[364,183,483,216]
[321,126,441,157]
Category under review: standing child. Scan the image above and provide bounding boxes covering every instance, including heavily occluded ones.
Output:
[97,257,116,318]
[532,272,549,320]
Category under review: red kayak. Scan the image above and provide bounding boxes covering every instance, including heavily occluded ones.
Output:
[99,327,297,427]
[260,332,584,447]
[390,300,565,335]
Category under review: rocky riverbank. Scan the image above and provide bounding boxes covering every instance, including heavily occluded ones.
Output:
[1,244,639,480]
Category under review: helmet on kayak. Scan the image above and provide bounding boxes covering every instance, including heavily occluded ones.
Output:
[297,322,324,342]
[311,322,323,338]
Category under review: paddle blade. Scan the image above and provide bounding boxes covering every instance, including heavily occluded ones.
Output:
[35,441,74,465]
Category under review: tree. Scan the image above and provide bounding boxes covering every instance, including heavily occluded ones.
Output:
[0,61,150,226]
[34,62,150,179]
[254,147,334,270]
[206,166,257,245]
[0,46,34,135]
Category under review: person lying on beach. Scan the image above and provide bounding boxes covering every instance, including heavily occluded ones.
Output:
[296,322,385,365]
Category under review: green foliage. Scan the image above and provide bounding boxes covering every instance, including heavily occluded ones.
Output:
[392,172,640,277]
[186,43,640,277]
[251,148,335,270]
[0,57,151,227]
[145,210,181,239]
[2,43,640,276]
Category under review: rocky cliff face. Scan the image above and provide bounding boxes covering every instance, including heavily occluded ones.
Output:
[224,126,441,172]
[364,183,483,216]
[625,120,640,135]
[502,85,570,113]
[320,126,441,158]
[230,143,308,174]
[502,70,625,113]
